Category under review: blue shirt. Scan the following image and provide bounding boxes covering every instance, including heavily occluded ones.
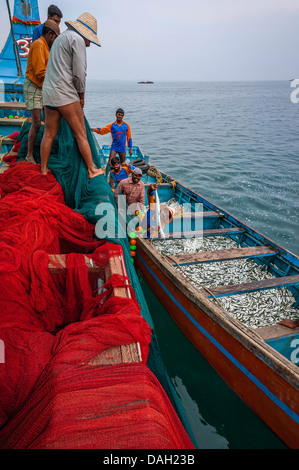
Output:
[110,164,136,187]
[32,23,44,42]
[97,121,133,153]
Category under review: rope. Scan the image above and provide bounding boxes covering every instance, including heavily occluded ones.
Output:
[146,165,163,183]
[0,136,6,153]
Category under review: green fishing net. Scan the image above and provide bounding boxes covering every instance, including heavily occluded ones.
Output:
[17,117,196,446]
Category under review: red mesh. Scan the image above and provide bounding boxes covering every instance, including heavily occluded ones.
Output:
[0,162,194,449]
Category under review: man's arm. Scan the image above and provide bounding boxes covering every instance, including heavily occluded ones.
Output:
[32,43,47,84]
[93,123,112,135]
[72,35,87,97]
[126,123,133,156]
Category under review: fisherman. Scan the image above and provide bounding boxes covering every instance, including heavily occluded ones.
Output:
[114,167,145,214]
[109,156,137,190]
[40,13,105,179]
[32,4,63,42]
[141,184,173,238]
[92,109,133,166]
[23,19,60,164]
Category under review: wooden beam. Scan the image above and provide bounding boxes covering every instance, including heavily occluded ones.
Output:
[0,118,27,126]
[152,227,246,240]
[170,246,277,265]
[0,137,14,146]
[48,253,130,299]
[88,342,142,366]
[0,101,27,110]
[204,274,299,298]
[48,254,101,273]
[180,211,224,219]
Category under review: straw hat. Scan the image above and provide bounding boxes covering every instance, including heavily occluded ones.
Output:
[44,19,60,36]
[65,12,101,46]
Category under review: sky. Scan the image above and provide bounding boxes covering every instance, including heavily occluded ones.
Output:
[0,0,299,81]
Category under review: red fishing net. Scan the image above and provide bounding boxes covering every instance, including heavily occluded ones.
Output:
[0,162,194,449]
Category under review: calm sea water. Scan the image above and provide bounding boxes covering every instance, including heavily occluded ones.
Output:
[85,81,298,449]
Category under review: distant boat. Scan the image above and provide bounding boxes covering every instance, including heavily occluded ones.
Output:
[138,81,154,84]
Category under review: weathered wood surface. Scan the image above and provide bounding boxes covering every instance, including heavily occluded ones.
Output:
[180,211,224,219]
[0,101,27,110]
[256,324,299,340]
[170,245,277,265]
[204,274,299,298]
[88,343,141,366]
[153,227,246,240]
[0,118,27,126]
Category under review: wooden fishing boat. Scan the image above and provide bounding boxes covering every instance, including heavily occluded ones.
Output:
[100,149,299,448]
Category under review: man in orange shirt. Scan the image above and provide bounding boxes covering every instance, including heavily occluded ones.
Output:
[23,19,60,164]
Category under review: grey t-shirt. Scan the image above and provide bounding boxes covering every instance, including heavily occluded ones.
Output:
[42,28,87,107]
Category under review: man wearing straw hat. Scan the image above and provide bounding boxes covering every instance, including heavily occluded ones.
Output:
[40,13,104,178]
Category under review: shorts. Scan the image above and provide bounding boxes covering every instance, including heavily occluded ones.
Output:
[45,105,59,111]
[23,76,43,110]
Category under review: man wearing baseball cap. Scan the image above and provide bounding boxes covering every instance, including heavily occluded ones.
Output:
[23,19,60,164]
[114,167,145,214]
[92,108,133,166]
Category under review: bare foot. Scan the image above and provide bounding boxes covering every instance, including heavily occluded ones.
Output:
[25,156,36,164]
[88,167,105,178]
[40,167,49,175]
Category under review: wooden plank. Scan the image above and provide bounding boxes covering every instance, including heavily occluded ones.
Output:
[0,118,27,126]
[0,101,27,110]
[256,324,299,340]
[152,227,246,240]
[180,211,224,219]
[170,246,277,265]
[48,254,100,273]
[0,137,14,146]
[105,254,131,299]
[205,274,299,298]
[48,253,130,299]
[88,342,141,366]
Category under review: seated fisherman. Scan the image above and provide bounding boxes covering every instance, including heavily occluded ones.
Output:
[92,108,133,165]
[114,167,145,215]
[109,156,136,190]
[141,184,173,238]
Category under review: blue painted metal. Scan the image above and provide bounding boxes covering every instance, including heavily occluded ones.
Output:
[0,0,40,86]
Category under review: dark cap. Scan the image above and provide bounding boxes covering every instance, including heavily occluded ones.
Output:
[116,108,124,115]
[44,19,60,36]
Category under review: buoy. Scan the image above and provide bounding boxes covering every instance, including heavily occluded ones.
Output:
[9,115,13,119]
[130,251,136,257]
[136,226,143,233]
[131,257,134,263]
[130,245,136,251]
[14,116,19,119]
[129,231,136,239]
[130,239,137,245]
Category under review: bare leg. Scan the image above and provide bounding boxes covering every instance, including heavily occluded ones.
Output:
[40,107,62,175]
[119,152,126,164]
[59,102,104,178]
[108,149,117,167]
[26,109,41,164]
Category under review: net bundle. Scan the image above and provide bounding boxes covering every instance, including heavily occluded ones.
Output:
[0,119,194,449]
